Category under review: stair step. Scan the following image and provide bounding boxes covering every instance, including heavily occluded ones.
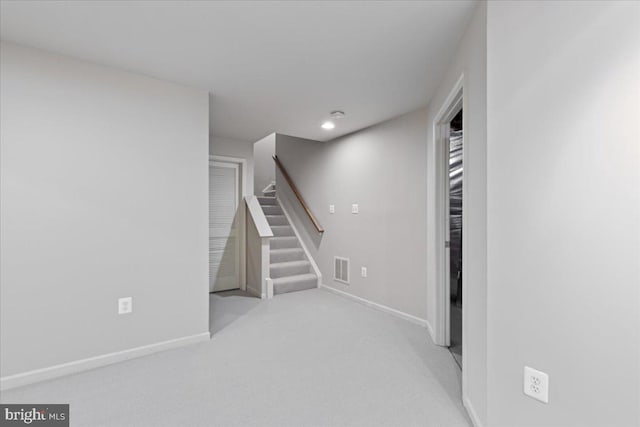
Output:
[270,236,299,249]
[263,189,276,197]
[270,260,311,278]
[272,273,317,295]
[270,248,305,263]
[270,225,294,236]
[266,215,288,226]
[258,196,277,206]
[261,205,283,215]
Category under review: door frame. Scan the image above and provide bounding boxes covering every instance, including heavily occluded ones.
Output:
[432,74,468,386]
[209,155,247,291]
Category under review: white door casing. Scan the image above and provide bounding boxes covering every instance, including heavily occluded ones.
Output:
[432,74,469,401]
[443,121,452,347]
[433,76,463,348]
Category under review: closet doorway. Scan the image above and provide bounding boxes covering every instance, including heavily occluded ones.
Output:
[209,156,247,293]
[433,77,465,373]
[447,109,463,369]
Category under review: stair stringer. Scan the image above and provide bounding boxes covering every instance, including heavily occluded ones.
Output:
[276,196,322,289]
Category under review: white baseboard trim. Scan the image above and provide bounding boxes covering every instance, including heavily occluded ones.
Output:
[0,331,211,391]
[320,284,428,328]
[246,285,265,299]
[463,396,484,427]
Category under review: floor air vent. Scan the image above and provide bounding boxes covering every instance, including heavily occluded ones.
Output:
[334,257,349,284]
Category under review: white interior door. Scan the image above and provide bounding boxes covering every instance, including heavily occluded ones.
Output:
[209,161,241,292]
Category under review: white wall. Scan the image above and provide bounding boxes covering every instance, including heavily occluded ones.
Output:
[276,111,430,322]
[253,134,275,195]
[424,3,487,425]
[486,2,639,426]
[0,43,210,381]
[274,12,487,425]
[210,135,254,196]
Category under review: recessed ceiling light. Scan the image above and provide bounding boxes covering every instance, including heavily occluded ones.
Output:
[321,121,335,130]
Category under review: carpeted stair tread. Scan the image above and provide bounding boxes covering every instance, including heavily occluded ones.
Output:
[265,215,288,226]
[270,260,311,278]
[262,205,283,215]
[270,225,294,236]
[270,248,305,263]
[258,196,278,205]
[270,236,299,249]
[272,273,318,295]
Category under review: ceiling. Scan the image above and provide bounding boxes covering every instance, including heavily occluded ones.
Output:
[0,1,477,142]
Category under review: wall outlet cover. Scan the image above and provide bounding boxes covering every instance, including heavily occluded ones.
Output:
[118,297,133,315]
[524,366,549,403]
[329,204,335,214]
[351,204,359,214]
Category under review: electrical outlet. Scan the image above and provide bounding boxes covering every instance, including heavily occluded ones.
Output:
[329,204,335,214]
[118,297,133,315]
[524,366,549,403]
[351,204,359,214]
[361,267,367,278]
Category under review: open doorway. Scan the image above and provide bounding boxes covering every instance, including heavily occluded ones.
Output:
[432,77,465,373]
[209,155,261,334]
[209,156,246,293]
[448,109,463,369]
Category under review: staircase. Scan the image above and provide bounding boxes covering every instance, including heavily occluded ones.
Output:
[258,185,318,295]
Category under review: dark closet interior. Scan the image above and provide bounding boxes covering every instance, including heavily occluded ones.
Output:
[449,109,463,369]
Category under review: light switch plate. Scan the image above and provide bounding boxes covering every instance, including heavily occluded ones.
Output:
[524,366,549,403]
[361,267,367,278]
[329,204,335,214]
[118,297,133,315]
[351,204,359,214]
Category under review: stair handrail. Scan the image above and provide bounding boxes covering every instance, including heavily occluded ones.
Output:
[272,155,324,233]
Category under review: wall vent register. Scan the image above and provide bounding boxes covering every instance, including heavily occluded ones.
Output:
[334,257,350,284]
